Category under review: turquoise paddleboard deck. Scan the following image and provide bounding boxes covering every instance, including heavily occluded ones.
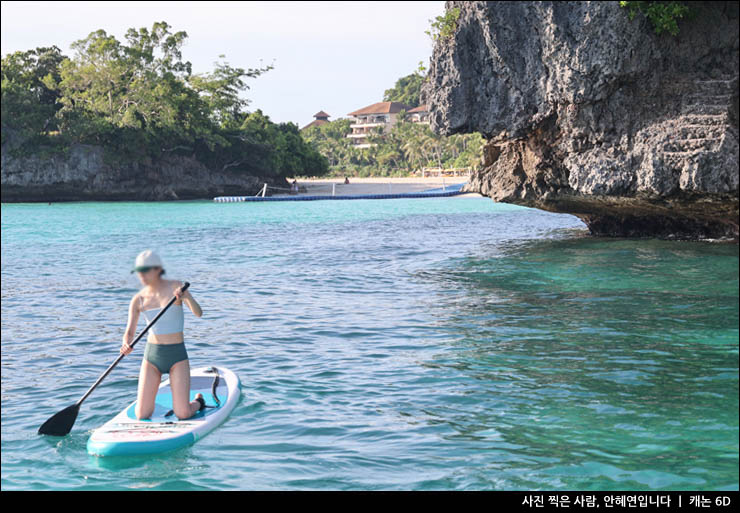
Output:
[87,366,240,457]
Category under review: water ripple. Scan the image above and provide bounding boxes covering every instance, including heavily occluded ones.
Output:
[2,199,737,490]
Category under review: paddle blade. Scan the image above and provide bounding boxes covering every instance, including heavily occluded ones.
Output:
[38,403,80,436]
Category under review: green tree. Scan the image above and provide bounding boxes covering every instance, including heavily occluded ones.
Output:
[2,21,328,180]
[238,110,327,178]
[383,72,425,107]
[55,23,202,150]
[1,46,65,144]
[189,55,273,129]
[302,118,354,168]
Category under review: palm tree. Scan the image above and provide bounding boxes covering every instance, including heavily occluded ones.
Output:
[403,131,430,171]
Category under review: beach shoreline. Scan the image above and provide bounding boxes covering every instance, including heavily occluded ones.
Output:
[283,176,481,198]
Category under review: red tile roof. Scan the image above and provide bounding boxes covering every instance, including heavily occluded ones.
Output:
[301,118,329,130]
[313,110,330,119]
[348,101,413,116]
[407,104,429,113]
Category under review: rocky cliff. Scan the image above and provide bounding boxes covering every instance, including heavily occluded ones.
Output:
[424,1,739,239]
[1,143,271,202]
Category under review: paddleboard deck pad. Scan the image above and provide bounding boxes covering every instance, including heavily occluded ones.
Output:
[87,366,240,456]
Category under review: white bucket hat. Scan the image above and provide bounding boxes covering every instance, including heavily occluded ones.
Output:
[131,250,164,273]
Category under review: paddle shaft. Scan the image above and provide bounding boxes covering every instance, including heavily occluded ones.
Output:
[76,282,190,406]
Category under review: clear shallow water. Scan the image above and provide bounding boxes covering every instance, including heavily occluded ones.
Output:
[1,198,737,491]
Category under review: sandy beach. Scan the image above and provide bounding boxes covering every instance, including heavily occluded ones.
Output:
[281,176,481,197]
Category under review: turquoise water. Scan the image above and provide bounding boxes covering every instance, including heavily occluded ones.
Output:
[1,198,737,490]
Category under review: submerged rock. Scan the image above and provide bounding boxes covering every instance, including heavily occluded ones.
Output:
[424,1,739,240]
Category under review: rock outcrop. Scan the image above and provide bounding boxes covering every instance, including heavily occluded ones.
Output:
[424,1,739,239]
[1,143,272,202]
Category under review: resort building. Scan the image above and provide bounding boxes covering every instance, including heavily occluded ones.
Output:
[301,110,331,131]
[407,104,430,124]
[347,101,412,148]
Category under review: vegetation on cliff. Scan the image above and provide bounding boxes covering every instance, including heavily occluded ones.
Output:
[425,6,462,42]
[1,22,328,179]
[619,1,691,36]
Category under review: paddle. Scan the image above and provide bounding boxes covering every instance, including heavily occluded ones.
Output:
[38,282,190,436]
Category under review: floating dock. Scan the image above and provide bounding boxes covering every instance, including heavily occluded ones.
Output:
[214,183,468,203]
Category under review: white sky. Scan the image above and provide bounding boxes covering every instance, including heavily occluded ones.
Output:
[1,0,445,126]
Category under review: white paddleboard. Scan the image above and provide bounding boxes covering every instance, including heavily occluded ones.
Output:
[87,366,240,456]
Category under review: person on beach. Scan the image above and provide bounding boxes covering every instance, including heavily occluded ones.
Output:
[344,176,350,184]
[120,250,204,420]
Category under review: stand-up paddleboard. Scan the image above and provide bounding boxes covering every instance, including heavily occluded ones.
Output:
[87,366,240,456]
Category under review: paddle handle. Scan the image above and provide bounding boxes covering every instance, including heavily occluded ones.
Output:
[77,282,190,406]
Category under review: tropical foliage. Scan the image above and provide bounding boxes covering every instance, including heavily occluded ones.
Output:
[619,1,691,36]
[302,118,484,177]
[426,6,462,41]
[1,22,328,178]
[383,70,425,107]
[1,46,65,145]
[304,61,484,178]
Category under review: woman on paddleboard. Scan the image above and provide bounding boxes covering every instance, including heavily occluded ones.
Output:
[120,250,205,420]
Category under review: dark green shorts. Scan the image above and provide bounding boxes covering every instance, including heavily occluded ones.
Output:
[144,342,188,374]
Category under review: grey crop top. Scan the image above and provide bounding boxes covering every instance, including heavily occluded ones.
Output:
[141,301,184,335]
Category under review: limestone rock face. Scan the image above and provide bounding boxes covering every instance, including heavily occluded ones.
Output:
[424,1,739,239]
[1,143,267,201]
